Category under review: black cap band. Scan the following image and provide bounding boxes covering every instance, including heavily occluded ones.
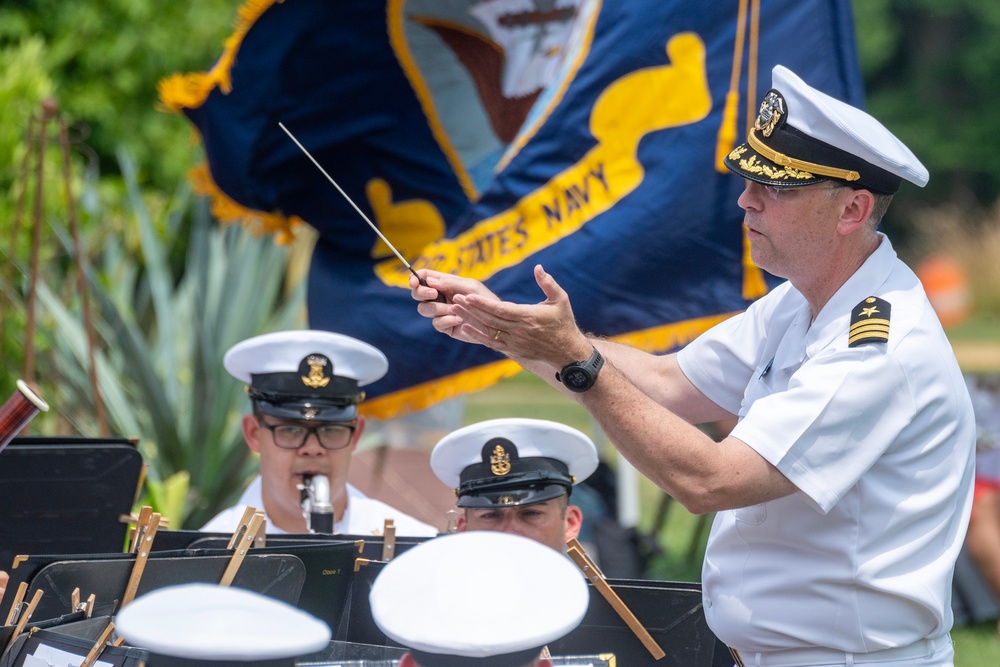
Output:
[724,87,904,194]
[456,438,573,508]
[410,647,542,667]
[249,372,362,406]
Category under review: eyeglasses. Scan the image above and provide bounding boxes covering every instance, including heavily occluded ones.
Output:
[760,183,845,200]
[256,417,357,450]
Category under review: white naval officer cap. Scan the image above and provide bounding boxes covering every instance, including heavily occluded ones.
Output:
[369,531,589,667]
[225,329,388,421]
[431,418,599,508]
[724,65,928,194]
[115,583,331,666]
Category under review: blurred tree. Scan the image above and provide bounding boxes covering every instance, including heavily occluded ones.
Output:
[853,1,1000,231]
[0,0,234,190]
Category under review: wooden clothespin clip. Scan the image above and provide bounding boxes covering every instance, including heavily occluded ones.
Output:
[566,538,666,660]
[227,506,260,550]
[128,506,153,554]
[71,587,97,619]
[9,589,44,646]
[121,511,161,607]
[381,519,397,561]
[4,582,29,626]
[219,511,265,587]
[79,621,116,667]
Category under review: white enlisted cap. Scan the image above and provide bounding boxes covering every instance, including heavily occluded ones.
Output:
[224,329,388,421]
[725,65,928,194]
[115,583,331,666]
[431,418,598,508]
[369,531,589,667]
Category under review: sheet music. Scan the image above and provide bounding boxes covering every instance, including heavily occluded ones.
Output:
[23,644,114,667]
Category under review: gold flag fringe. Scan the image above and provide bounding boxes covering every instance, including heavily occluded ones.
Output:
[157,0,296,241]
[188,163,301,245]
[715,0,749,172]
[359,313,734,420]
[714,0,767,299]
[158,0,283,112]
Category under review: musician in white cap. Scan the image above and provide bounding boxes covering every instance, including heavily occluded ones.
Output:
[412,65,975,666]
[202,330,438,536]
[431,417,598,552]
[369,531,589,667]
[116,583,331,666]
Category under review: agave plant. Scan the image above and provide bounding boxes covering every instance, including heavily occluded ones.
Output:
[33,150,307,528]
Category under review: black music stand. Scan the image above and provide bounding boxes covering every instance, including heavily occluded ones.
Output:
[547,578,733,667]
[0,437,144,569]
[3,550,306,624]
[340,562,731,667]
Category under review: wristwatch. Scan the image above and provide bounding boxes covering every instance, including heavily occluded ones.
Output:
[555,346,605,393]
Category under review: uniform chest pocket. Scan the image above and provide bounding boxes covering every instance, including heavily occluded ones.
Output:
[739,372,775,419]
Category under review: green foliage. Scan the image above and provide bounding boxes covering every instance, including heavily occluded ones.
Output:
[853,1,1000,209]
[30,150,307,528]
[953,622,1000,666]
[0,37,52,185]
[0,0,235,190]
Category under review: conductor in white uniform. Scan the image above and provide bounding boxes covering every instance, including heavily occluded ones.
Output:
[410,65,976,666]
[202,330,438,537]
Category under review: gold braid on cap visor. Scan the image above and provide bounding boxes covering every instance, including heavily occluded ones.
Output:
[747,129,861,182]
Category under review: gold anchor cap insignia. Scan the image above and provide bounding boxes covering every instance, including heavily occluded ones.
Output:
[301,354,331,389]
[754,90,786,138]
[491,443,511,476]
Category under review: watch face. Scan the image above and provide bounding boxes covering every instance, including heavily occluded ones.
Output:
[563,368,591,390]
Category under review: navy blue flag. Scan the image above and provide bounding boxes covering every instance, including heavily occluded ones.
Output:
[160,0,862,419]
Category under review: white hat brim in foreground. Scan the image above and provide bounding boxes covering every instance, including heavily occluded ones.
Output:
[115,584,331,661]
[369,531,589,658]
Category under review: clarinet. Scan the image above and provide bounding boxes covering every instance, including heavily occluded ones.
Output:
[0,380,50,454]
[299,474,335,534]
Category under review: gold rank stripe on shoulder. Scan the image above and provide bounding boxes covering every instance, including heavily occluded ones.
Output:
[849,296,891,347]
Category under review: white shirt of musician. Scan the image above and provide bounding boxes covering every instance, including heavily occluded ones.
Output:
[201,476,439,537]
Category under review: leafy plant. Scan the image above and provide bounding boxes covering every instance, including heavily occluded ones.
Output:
[33,150,308,528]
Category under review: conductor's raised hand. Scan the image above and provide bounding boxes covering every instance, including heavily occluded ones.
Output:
[410,269,499,344]
[452,265,591,366]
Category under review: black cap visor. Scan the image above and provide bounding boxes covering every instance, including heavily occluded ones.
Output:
[253,398,358,422]
[457,469,572,508]
[725,125,901,194]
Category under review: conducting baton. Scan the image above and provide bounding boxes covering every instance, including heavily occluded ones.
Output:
[278,122,446,302]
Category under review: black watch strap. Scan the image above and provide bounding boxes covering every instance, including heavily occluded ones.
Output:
[555,346,605,393]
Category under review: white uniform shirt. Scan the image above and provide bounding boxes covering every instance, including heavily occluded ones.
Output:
[201,476,439,537]
[677,234,975,654]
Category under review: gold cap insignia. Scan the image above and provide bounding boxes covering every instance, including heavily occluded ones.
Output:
[301,354,331,389]
[849,296,891,347]
[490,444,511,476]
[497,495,516,505]
[754,90,785,138]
